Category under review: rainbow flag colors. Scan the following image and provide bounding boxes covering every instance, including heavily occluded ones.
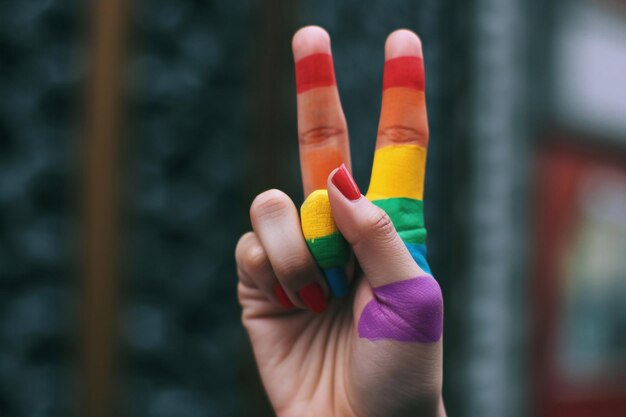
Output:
[294,53,348,194]
[301,190,350,296]
[297,52,431,296]
[366,145,430,274]
[366,55,430,273]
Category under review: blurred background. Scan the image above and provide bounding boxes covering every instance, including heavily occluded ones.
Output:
[0,0,625,416]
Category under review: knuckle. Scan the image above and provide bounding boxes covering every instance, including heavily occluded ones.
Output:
[250,189,291,220]
[275,254,310,280]
[298,126,345,146]
[378,125,428,145]
[235,232,254,264]
[363,209,397,245]
[243,246,270,276]
[235,232,269,275]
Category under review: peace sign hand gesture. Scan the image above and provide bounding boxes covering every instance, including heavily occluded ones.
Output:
[235,26,445,417]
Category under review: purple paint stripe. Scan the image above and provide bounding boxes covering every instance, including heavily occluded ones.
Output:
[358,276,443,343]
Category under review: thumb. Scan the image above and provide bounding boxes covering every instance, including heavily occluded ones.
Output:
[327,164,424,287]
[328,163,443,345]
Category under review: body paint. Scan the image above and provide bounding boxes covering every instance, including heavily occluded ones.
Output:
[295,52,349,193]
[366,54,434,296]
[297,54,433,302]
[405,243,431,274]
[367,144,426,201]
[382,56,425,91]
[295,51,350,295]
[376,55,428,150]
[358,276,442,342]
[301,190,349,296]
[378,87,428,148]
[300,145,345,200]
[371,197,425,243]
[295,53,336,93]
[372,197,430,273]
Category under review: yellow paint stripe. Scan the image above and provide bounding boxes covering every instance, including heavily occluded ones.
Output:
[301,189,337,239]
[366,144,426,201]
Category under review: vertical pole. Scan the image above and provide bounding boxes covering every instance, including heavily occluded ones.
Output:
[465,1,529,416]
[248,0,298,197]
[239,1,296,415]
[83,0,127,416]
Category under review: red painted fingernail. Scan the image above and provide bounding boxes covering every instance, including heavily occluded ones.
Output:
[274,285,294,309]
[298,283,327,313]
[331,163,361,201]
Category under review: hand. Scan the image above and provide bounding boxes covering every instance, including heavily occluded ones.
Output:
[235,26,445,417]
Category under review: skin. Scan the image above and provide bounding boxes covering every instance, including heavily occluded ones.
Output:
[235,27,446,417]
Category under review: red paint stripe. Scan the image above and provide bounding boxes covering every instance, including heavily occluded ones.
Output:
[295,53,336,94]
[383,56,424,91]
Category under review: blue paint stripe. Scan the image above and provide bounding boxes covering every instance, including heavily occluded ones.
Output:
[405,242,431,274]
[324,267,348,297]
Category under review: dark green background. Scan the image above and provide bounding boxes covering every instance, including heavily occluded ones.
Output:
[0,0,530,416]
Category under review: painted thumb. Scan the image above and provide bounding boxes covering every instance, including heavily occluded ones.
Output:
[327,166,423,288]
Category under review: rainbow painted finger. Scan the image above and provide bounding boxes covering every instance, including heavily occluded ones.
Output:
[301,190,350,297]
[295,53,349,195]
[295,47,351,296]
[297,48,433,318]
[356,50,442,343]
[367,144,430,274]
[366,55,431,274]
[295,53,336,93]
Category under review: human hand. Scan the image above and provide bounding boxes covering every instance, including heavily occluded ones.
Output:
[235,26,445,417]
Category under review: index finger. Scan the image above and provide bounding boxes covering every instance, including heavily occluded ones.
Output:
[293,26,351,197]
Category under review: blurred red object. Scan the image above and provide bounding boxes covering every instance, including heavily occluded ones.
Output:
[534,139,626,417]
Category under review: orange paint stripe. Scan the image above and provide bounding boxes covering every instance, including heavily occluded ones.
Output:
[297,87,345,140]
[377,87,428,149]
[300,146,346,194]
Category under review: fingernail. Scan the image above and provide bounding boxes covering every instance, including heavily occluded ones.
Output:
[274,285,294,309]
[298,283,327,313]
[324,267,348,297]
[331,163,361,201]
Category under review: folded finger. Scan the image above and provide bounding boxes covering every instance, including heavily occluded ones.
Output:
[236,231,294,310]
[301,190,350,297]
[250,189,328,313]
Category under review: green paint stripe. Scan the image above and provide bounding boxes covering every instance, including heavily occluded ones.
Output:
[306,232,350,268]
[372,197,427,244]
